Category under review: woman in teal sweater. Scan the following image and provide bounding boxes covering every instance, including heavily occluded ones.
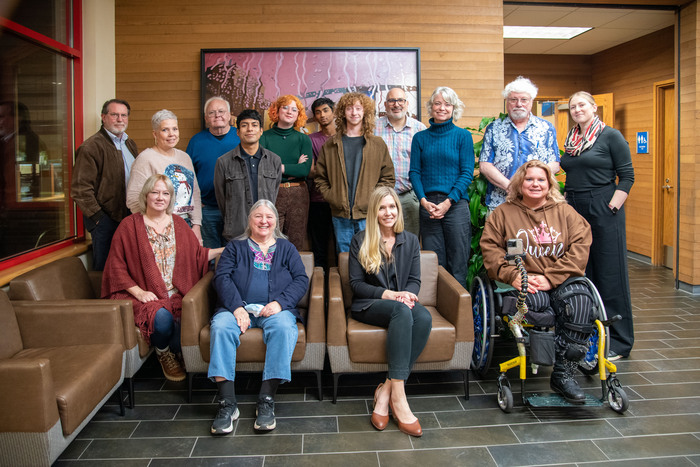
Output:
[260,95,313,251]
[409,86,474,288]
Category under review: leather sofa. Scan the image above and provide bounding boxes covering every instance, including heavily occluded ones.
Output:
[327,250,473,402]
[8,256,150,408]
[181,251,326,401]
[0,291,124,467]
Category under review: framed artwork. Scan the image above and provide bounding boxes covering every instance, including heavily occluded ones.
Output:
[200,47,421,128]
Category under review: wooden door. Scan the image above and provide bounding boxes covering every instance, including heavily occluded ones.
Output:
[653,81,676,269]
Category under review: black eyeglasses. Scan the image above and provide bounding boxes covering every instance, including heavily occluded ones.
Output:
[386,98,407,104]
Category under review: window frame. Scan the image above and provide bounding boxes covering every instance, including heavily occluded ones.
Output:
[0,0,84,271]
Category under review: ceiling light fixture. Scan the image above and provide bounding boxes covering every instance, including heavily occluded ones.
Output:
[504,26,592,40]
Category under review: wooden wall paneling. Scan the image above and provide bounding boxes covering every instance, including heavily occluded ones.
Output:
[590,27,675,259]
[676,2,700,285]
[115,0,506,151]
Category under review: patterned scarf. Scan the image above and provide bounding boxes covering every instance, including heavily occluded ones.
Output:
[564,115,606,157]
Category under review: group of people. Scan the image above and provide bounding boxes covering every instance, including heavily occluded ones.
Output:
[69,75,634,437]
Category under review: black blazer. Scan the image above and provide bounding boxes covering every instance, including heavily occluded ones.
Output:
[348,230,421,313]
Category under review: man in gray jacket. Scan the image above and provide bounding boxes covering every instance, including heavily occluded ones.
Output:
[214,109,282,242]
[71,99,138,270]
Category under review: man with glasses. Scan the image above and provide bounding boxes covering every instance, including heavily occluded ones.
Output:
[480,76,560,211]
[71,99,138,270]
[186,97,241,247]
[375,87,426,236]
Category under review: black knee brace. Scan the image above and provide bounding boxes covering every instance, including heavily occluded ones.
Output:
[551,277,597,346]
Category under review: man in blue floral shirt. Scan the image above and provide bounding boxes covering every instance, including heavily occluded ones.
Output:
[480,76,560,210]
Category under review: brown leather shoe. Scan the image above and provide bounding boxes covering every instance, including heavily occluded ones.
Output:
[389,399,422,437]
[157,350,186,382]
[370,383,389,430]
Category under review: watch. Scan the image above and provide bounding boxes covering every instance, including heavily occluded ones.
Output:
[608,204,619,214]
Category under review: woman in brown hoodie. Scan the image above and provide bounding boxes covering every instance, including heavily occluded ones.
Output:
[481,160,593,403]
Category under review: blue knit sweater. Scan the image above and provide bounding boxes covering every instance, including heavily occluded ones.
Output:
[409,118,474,203]
[186,128,241,206]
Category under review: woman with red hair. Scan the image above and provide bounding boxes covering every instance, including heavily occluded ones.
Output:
[260,95,312,250]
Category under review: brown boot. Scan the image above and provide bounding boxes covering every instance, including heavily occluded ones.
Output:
[156,349,186,382]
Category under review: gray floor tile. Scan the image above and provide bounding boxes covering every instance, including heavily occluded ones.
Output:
[80,437,196,459]
[193,435,303,456]
[594,433,700,459]
[608,414,700,436]
[132,419,215,437]
[436,406,538,428]
[412,425,519,449]
[235,415,338,435]
[76,421,139,439]
[626,397,700,417]
[581,457,697,467]
[55,460,150,467]
[149,457,263,467]
[379,447,496,466]
[264,452,379,467]
[302,431,413,453]
[509,419,620,443]
[629,382,700,399]
[488,440,607,466]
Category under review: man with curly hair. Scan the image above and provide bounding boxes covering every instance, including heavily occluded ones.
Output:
[315,92,394,253]
[260,95,312,250]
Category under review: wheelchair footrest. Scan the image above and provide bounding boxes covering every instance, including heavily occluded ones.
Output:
[524,393,603,407]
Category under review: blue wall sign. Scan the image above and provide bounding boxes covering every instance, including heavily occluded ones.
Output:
[637,131,649,154]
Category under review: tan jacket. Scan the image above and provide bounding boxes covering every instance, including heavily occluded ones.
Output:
[314,133,394,219]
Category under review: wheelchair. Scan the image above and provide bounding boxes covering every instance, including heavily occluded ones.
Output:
[470,249,629,414]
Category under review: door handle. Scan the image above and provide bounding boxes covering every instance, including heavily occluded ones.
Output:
[662,178,673,191]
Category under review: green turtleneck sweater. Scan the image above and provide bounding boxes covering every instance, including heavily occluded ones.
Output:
[260,124,312,182]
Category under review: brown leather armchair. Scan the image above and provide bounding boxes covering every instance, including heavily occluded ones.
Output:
[0,291,124,467]
[327,250,473,403]
[8,256,150,408]
[181,251,325,402]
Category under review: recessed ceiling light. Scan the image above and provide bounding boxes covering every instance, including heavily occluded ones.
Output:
[504,26,592,40]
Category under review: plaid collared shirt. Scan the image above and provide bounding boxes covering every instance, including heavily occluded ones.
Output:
[375,116,427,194]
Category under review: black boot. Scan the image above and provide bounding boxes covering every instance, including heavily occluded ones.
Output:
[550,358,585,404]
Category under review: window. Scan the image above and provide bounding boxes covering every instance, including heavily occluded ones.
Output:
[0,0,80,267]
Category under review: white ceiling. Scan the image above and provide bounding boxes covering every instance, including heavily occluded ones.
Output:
[504,5,676,55]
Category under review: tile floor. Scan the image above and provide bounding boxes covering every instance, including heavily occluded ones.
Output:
[54,259,700,466]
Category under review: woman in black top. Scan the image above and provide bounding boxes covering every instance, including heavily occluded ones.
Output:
[561,91,635,360]
[348,186,432,437]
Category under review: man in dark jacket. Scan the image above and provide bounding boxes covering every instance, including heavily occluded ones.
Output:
[71,99,138,270]
[214,109,282,242]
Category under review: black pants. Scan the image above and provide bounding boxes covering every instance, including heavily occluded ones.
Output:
[308,201,333,270]
[352,300,432,380]
[567,184,634,356]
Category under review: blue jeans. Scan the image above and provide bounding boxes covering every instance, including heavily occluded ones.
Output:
[201,204,225,248]
[150,308,181,353]
[84,214,119,271]
[331,217,366,253]
[208,310,298,382]
[419,193,470,289]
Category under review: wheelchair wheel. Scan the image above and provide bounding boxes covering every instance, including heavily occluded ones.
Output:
[608,386,629,414]
[471,274,495,378]
[497,385,513,413]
